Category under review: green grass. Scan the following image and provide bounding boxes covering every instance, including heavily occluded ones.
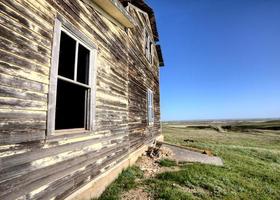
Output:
[157,125,280,200]
[97,166,143,200]
[159,158,177,167]
[99,123,280,200]
[145,179,196,200]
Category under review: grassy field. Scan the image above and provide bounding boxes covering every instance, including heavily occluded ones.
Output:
[99,121,280,200]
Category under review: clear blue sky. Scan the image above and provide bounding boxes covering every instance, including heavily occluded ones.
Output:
[147,0,280,121]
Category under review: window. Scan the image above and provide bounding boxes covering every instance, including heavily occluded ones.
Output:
[147,89,154,125]
[47,18,96,134]
[56,30,92,130]
[144,29,153,63]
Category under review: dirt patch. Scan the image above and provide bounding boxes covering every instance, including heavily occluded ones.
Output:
[146,146,174,158]
[120,146,179,199]
[158,146,174,158]
[136,156,160,178]
[121,187,152,200]
[135,146,179,178]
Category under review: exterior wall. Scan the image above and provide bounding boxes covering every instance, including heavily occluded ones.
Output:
[127,4,161,151]
[0,0,161,199]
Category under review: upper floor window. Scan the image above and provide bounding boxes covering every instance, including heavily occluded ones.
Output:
[144,29,153,64]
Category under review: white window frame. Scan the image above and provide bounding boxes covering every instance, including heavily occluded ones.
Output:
[147,89,154,125]
[47,17,97,135]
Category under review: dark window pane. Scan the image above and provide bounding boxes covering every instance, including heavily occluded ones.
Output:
[58,31,76,79]
[77,44,90,84]
[55,79,87,130]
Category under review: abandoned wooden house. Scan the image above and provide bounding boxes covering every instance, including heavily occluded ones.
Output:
[0,0,164,199]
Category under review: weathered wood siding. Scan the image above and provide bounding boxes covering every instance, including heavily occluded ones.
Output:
[126,4,161,151]
[0,0,161,199]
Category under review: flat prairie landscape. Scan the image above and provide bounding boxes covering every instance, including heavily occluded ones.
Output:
[99,120,280,200]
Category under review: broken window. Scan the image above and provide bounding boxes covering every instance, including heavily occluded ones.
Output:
[147,89,154,125]
[55,29,92,130]
[144,30,153,63]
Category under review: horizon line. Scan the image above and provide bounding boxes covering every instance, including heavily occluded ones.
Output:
[161,117,280,122]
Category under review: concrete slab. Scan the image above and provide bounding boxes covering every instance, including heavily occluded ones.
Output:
[162,143,223,166]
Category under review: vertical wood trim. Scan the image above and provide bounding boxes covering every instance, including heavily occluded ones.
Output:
[85,89,90,129]
[74,41,79,81]
[47,18,61,136]
[89,50,97,131]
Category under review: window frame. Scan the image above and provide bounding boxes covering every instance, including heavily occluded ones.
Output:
[47,17,97,136]
[147,89,154,126]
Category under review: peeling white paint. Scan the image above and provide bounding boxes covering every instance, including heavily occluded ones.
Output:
[58,134,103,145]
[29,184,49,198]
[96,156,106,165]
[0,144,18,150]
[15,196,26,200]
[31,143,104,169]
[0,149,30,158]
[96,92,127,104]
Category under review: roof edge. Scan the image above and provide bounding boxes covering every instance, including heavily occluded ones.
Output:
[93,0,134,28]
[156,45,164,67]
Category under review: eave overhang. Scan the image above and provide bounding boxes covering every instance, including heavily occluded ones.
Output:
[93,0,134,28]
[156,45,164,67]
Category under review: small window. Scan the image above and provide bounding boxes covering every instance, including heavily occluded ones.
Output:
[147,89,154,125]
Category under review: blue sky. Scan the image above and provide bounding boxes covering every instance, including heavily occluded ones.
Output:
[147,0,280,121]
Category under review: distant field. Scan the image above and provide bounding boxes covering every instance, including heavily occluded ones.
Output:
[99,120,280,200]
[161,121,280,199]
